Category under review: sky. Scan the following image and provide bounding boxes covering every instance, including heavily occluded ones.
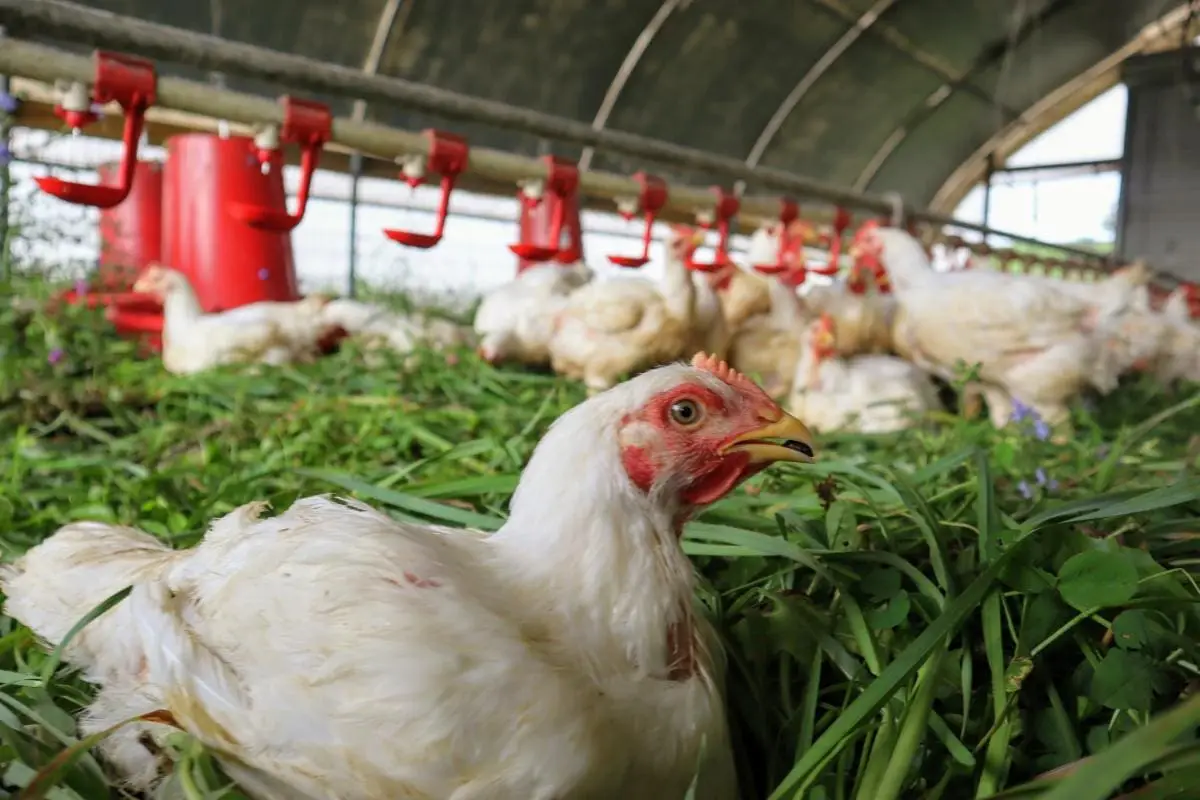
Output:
[7,85,1128,302]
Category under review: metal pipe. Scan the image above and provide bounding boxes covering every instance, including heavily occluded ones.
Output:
[348,151,362,298]
[993,157,1122,175]
[0,26,1112,262]
[0,68,10,278]
[8,152,717,245]
[981,154,994,248]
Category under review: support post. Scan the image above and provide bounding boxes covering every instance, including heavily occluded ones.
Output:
[348,150,362,298]
[981,153,995,248]
[0,69,10,279]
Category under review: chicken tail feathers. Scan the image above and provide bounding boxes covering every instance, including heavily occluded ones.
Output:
[1,521,178,684]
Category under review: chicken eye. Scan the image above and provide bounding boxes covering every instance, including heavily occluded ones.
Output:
[668,399,703,426]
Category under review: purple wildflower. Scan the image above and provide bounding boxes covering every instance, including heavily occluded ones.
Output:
[0,91,17,115]
[1017,480,1033,499]
[47,348,64,365]
[1011,400,1033,423]
[1033,418,1051,441]
[0,143,9,167]
[1031,467,1059,493]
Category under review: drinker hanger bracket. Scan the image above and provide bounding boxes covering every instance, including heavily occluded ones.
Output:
[35,50,156,209]
[229,95,332,232]
[607,171,668,269]
[686,186,740,272]
[384,129,469,249]
[508,155,581,263]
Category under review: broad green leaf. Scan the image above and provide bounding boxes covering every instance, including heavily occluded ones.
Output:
[1057,550,1139,611]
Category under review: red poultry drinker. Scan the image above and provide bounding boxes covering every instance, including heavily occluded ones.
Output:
[163,132,302,311]
[510,156,585,272]
[161,97,331,312]
[54,159,164,351]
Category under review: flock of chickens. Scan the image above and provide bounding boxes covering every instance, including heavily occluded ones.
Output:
[472,218,1198,435]
[129,264,473,375]
[138,214,1199,438]
[4,217,1197,800]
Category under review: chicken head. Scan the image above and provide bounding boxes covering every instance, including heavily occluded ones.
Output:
[800,313,838,387]
[615,352,815,509]
[131,264,183,298]
[812,313,837,360]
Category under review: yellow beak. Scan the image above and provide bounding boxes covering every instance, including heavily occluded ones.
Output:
[721,412,816,464]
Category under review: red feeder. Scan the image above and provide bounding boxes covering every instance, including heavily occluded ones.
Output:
[686,187,740,272]
[510,156,582,268]
[35,51,157,209]
[228,96,332,233]
[608,172,668,268]
[163,132,301,312]
[104,305,163,353]
[751,198,801,274]
[384,129,469,248]
[48,160,163,350]
[96,159,163,291]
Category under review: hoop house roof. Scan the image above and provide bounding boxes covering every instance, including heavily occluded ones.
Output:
[21,0,1187,210]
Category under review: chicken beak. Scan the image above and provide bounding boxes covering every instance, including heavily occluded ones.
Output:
[722,412,816,464]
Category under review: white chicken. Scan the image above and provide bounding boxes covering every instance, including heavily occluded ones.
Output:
[789,313,941,434]
[2,353,817,800]
[473,261,593,367]
[131,266,338,375]
[802,282,896,355]
[548,228,702,393]
[319,297,474,355]
[853,223,1110,427]
[1144,287,1200,385]
[725,270,809,397]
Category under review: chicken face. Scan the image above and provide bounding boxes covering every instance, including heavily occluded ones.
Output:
[131,265,186,299]
[849,219,884,275]
[811,314,837,361]
[667,224,705,261]
[616,353,815,508]
[477,331,515,364]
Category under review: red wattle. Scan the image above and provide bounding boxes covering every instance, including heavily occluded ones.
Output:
[682,453,752,506]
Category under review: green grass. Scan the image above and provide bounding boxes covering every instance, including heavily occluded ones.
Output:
[2,276,1200,800]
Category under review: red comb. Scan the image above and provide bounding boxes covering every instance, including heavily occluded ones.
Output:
[691,352,775,405]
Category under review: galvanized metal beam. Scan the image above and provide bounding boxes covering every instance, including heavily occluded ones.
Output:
[578,0,685,173]
[931,3,1195,215]
[798,0,1023,119]
[853,0,1080,192]
[351,0,407,122]
[744,0,900,171]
